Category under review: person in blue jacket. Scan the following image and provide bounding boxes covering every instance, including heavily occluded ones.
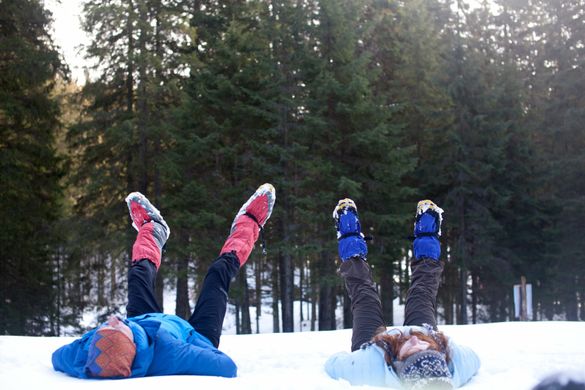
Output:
[325,199,480,389]
[52,184,276,379]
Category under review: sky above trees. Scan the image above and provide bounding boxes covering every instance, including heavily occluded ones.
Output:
[45,0,486,85]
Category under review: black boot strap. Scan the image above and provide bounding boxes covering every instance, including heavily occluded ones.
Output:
[244,212,267,255]
[406,232,439,241]
[338,232,373,241]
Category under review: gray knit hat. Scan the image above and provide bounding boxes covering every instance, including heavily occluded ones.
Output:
[394,350,454,390]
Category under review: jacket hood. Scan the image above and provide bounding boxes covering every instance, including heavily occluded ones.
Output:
[126,319,158,377]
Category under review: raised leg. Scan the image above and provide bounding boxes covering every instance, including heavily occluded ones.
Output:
[404,200,444,328]
[188,252,239,347]
[333,199,384,351]
[127,258,162,317]
[403,258,443,328]
[126,221,168,316]
[124,192,170,317]
[340,257,385,351]
[189,184,275,347]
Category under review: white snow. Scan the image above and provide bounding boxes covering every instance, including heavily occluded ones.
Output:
[1,321,585,390]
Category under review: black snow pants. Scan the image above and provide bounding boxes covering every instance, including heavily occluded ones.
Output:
[126,252,239,348]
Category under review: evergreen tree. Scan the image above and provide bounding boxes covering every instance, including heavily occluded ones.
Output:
[263,0,315,332]
[64,0,190,315]
[0,0,64,334]
[363,0,448,324]
[27,0,585,329]
[172,0,280,329]
[514,0,585,320]
[429,1,516,323]
[302,0,414,329]
[472,0,555,322]
[418,1,552,323]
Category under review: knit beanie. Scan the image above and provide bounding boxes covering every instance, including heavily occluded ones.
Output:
[85,324,136,378]
[394,350,454,390]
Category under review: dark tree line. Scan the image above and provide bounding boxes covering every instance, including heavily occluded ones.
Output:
[0,0,65,335]
[2,0,584,335]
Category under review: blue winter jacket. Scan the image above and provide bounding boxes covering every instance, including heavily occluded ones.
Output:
[52,313,237,379]
[325,326,480,388]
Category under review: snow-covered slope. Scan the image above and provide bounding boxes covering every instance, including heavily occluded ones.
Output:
[1,321,585,390]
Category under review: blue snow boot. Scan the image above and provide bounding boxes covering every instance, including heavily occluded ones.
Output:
[413,200,444,261]
[333,198,368,261]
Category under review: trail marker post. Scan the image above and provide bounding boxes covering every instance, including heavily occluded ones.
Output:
[514,276,533,321]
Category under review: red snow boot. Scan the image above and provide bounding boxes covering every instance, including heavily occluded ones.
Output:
[125,192,170,269]
[220,183,276,266]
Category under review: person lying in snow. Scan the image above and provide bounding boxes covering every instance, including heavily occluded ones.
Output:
[325,199,480,389]
[52,184,276,379]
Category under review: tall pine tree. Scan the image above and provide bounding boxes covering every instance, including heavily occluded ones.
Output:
[0,0,65,335]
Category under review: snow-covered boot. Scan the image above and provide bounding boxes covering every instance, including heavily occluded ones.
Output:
[413,199,444,261]
[333,198,367,261]
[125,192,170,269]
[220,183,276,266]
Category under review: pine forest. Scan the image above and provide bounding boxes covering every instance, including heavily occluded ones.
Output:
[1,0,585,335]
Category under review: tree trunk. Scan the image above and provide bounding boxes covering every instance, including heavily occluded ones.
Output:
[578,276,584,321]
[280,236,294,332]
[310,259,317,331]
[318,249,337,330]
[124,0,136,262]
[299,258,304,327]
[97,255,105,307]
[176,253,190,319]
[459,267,468,324]
[55,247,62,336]
[471,272,477,324]
[235,302,240,334]
[136,1,149,195]
[271,261,280,332]
[155,271,164,311]
[126,0,134,115]
[255,256,262,333]
[110,255,117,303]
[276,56,295,332]
[380,257,393,325]
[565,274,578,321]
[402,256,410,305]
[342,288,352,328]
[239,268,252,334]
[443,262,455,324]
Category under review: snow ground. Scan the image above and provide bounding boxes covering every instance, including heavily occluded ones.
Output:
[1,321,585,390]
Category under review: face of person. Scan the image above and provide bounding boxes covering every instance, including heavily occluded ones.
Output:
[398,335,431,360]
[102,315,133,341]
